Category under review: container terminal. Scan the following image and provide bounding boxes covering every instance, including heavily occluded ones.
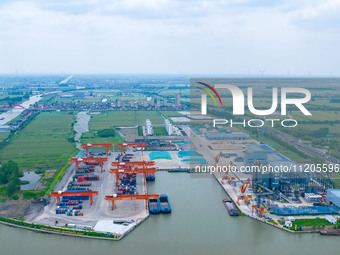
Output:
[26,125,340,237]
[27,142,181,238]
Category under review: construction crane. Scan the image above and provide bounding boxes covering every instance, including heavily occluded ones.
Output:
[81,143,113,156]
[69,157,108,172]
[116,143,148,156]
[251,205,267,218]
[214,151,224,165]
[227,177,236,184]
[240,178,251,193]
[244,194,253,205]
[105,194,160,210]
[50,190,99,205]
[221,161,234,184]
[237,178,251,205]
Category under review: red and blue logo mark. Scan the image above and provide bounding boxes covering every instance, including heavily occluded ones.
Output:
[197,82,223,107]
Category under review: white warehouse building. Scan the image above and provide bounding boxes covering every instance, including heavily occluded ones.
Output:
[146,119,154,135]
[164,119,173,135]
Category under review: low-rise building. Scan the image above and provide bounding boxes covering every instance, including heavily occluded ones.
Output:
[304,193,322,203]
[165,119,173,135]
[146,119,154,135]
[326,189,340,207]
[0,126,10,132]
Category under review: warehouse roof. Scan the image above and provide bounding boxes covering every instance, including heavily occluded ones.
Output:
[328,189,340,196]
[246,144,275,152]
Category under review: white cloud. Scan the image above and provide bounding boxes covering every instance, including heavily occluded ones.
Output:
[0,0,339,75]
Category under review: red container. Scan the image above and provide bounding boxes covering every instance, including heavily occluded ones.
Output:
[77,176,85,182]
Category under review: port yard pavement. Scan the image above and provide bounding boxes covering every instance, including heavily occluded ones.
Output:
[182,126,216,166]
[93,220,137,235]
[182,126,251,170]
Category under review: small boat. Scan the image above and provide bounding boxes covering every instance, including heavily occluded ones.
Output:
[168,168,189,173]
[148,198,161,214]
[159,194,172,214]
[223,199,239,216]
[146,173,155,181]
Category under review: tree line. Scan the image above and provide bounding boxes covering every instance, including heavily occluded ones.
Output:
[0,161,22,196]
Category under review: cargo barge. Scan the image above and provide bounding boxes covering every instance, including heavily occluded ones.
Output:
[168,168,189,173]
[148,199,161,214]
[320,230,340,236]
[159,194,172,214]
[146,173,155,181]
[223,199,239,216]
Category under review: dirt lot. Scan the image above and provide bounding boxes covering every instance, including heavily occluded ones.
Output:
[0,197,32,218]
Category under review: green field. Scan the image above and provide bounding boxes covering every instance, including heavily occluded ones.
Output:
[298,124,340,135]
[291,111,340,122]
[292,218,338,228]
[255,134,307,161]
[89,111,164,129]
[153,126,168,136]
[0,132,9,142]
[0,112,77,171]
[158,89,190,97]
[80,130,124,145]
[160,111,185,118]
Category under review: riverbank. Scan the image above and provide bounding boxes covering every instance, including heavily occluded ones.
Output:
[0,217,120,240]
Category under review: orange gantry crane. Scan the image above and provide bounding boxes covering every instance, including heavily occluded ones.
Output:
[111,161,155,169]
[221,161,234,184]
[105,194,160,210]
[116,143,148,156]
[70,157,108,172]
[214,151,224,165]
[109,167,157,185]
[50,190,99,205]
[251,205,267,218]
[81,143,113,156]
[237,178,251,205]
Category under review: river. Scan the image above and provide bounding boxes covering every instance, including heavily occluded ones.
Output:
[0,95,42,126]
[1,172,339,255]
[73,111,91,149]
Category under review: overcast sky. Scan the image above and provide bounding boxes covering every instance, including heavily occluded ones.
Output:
[0,0,340,75]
